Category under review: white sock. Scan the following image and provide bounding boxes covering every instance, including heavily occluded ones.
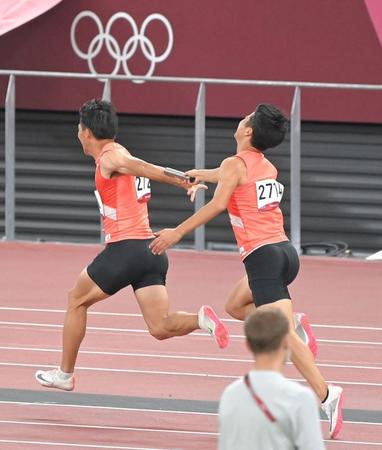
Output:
[57,368,73,380]
[198,307,214,333]
[197,307,204,329]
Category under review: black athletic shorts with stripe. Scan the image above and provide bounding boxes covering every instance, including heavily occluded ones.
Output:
[243,241,300,307]
[87,239,168,295]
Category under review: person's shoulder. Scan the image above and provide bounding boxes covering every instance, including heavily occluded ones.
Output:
[221,155,243,167]
[221,377,244,398]
[224,377,244,391]
[113,142,130,154]
[100,142,125,156]
[218,156,246,181]
[98,143,132,171]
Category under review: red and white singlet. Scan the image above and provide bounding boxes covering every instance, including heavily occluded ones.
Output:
[94,142,154,243]
[227,149,288,260]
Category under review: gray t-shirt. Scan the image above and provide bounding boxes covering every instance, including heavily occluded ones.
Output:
[219,371,325,450]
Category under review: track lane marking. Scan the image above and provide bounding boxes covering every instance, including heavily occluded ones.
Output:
[0,345,381,371]
[0,408,381,428]
[1,321,381,346]
[1,362,382,387]
[0,440,171,449]
[0,400,217,416]
[0,420,217,436]
[1,307,381,331]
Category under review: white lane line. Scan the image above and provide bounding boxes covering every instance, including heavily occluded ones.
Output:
[1,420,382,447]
[0,440,169,449]
[314,324,382,331]
[342,420,382,427]
[0,439,381,449]
[0,407,380,429]
[0,362,237,379]
[2,362,382,387]
[0,346,249,362]
[0,401,217,416]
[0,420,217,436]
[1,321,381,346]
[0,321,205,338]
[0,307,143,317]
[0,321,146,333]
[322,440,382,447]
[1,307,381,331]
[318,339,382,346]
[1,346,382,371]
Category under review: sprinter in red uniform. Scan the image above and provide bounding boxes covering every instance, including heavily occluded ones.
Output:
[150,104,344,439]
[35,99,228,391]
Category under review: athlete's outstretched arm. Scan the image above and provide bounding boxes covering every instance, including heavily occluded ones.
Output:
[100,147,198,190]
[150,157,242,255]
[185,168,220,184]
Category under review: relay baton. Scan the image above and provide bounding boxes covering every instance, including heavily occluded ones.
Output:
[164,167,196,183]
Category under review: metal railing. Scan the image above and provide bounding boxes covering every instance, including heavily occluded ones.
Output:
[2,69,382,251]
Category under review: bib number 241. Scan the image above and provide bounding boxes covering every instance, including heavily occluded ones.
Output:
[256,179,284,211]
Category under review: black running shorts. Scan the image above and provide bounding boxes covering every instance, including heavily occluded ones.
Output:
[87,239,168,295]
[243,241,300,307]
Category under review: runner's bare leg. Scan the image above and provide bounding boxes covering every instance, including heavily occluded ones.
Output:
[135,285,198,339]
[225,275,255,320]
[60,269,109,373]
[263,299,328,400]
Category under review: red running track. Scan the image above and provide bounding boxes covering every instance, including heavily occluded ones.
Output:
[0,241,382,449]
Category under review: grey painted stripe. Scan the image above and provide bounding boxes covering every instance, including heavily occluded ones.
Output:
[1,388,381,424]
[0,388,217,414]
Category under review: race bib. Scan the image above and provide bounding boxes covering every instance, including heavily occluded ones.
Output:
[135,176,151,203]
[256,179,284,211]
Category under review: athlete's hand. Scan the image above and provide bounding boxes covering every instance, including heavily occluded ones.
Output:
[185,169,203,184]
[187,183,208,202]
[185,168,220,184]
[150,228,182,255]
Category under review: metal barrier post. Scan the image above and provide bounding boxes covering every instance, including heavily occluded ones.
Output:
[102,79,112,102]
[5,75,15,240]
[98,79,112,243]
[290,86,301,253]
[194,82,206,251]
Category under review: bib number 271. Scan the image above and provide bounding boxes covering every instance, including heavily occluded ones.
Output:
[135,176,151,203]
[256,179,284,211]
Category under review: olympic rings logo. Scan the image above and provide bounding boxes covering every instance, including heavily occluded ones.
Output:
[70,11,174,83]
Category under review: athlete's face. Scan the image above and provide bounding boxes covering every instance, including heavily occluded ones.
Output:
[234,113,254,142]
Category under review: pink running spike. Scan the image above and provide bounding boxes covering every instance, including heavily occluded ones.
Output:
[202,305,229,349]
[299,313,318,358]
[330,389,344,439]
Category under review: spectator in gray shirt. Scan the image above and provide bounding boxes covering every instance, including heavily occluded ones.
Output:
[219,308,325,450]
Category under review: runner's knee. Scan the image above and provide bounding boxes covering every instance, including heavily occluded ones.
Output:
[225,300,238,318]
[147,316,173,340]
[225,299,247,320]
[148,325,169,341]
[67,289,91,310]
